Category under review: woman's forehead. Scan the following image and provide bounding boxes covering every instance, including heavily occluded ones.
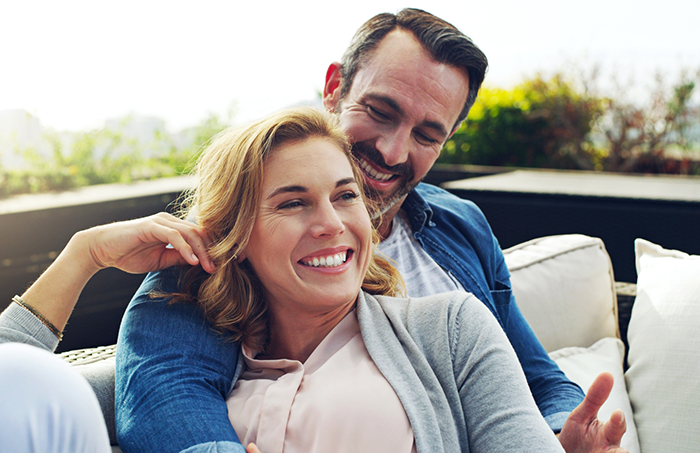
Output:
[264,137,355,185]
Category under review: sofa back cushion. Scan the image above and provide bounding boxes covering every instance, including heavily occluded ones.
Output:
[549,337,640,453]
[503,234,618,352]
[624,239,700,453]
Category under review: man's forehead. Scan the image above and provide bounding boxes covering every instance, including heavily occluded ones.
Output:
[350,35,469,133]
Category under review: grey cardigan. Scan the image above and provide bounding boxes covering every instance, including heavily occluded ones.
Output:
[228,291,565,453]
[2,291,564,452]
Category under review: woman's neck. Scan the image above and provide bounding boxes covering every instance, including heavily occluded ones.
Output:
[262,301,356,363]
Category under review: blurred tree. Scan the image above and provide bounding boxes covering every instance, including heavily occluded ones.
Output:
[441,73,604,170]
[591,70,700,174]
[0,111,231,199]
[441,68,700,175]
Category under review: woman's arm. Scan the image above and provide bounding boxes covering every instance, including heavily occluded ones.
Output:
[13,212,215,340]
[453,297,565,453]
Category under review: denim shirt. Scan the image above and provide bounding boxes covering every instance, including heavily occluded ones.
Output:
[406,183,584,431]
[115,184,584,452]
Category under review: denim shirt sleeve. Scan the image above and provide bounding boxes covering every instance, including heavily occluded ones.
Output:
[501,291,585,431]
[411,184,584,432]
[477,221,585,432]
[115,267,244,452]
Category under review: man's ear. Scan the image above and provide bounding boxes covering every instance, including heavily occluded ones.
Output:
[322,62,342,112]
[448,121,463,139]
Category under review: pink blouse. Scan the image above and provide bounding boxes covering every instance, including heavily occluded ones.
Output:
[226,310,416,453]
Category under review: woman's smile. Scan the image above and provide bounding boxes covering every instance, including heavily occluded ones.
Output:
[300,248,353,270]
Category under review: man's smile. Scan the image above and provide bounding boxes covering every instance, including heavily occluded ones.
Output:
[357,155,395,182]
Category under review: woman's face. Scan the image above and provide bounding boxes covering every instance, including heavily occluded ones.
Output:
[240,136,373,317]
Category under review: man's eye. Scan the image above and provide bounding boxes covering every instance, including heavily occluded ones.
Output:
[367,106,389,121]
[415,132,439,146]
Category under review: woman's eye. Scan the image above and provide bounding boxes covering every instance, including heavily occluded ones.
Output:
[339,191,360,202]
[278,200,303,210]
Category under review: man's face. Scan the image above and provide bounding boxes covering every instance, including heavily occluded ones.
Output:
[324,29,470,225]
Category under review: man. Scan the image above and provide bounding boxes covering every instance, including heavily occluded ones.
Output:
[115,8,627,453]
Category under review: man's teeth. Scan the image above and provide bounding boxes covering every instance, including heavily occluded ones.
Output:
[305,252,347,268]
[359,157,393,182]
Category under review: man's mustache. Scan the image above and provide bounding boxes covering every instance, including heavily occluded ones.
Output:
[351,142,414,180]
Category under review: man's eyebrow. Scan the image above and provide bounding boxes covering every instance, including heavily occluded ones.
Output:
[266,178,357,200]
[365,93,449,139]
[365,93,403,116]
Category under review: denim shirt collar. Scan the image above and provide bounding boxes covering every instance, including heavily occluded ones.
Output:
[400,185,434,235]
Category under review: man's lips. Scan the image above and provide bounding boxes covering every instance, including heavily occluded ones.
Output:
[357,155,397,183]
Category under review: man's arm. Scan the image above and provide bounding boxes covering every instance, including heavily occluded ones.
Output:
[492,239,627,452]
[502,299,586,430]
[115,267,245,453]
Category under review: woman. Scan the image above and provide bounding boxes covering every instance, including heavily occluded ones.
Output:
[118,107,564,453]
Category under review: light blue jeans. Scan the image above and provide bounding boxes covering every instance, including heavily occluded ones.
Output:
[0,343,111,453]
[115,267,244,453]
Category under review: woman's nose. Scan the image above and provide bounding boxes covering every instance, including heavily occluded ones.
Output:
[310,202,345,238]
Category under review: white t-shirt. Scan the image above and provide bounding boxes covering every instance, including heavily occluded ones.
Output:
[377,210,464,297]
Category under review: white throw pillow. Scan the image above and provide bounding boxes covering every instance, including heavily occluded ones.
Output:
[625,239,700,453]
[550,337,640,453]
[503,235,618,352]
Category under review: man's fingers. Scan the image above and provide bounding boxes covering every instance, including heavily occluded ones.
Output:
[580,372,615,417]
[605,409,627,445]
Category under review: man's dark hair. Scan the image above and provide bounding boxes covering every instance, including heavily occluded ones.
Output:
[339,8,488,129]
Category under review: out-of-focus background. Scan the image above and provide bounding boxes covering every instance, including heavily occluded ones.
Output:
[2,0,699,182]
[1,0,699,350]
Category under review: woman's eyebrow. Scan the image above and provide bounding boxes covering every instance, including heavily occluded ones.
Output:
[336,177,356,188]
[267,185,307,200]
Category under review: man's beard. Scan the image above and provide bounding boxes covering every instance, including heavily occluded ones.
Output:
[352,141,420,219]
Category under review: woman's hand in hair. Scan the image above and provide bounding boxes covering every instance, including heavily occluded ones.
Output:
[80,212,216,275]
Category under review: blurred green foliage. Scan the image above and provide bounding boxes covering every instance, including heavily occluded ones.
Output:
[0,113,229,199]
[441,69,700,175]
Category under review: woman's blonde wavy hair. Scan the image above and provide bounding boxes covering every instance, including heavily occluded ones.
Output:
[170,107,404,350]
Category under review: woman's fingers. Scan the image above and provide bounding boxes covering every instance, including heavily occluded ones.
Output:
[246,443,262,453]
[150,214,216,273]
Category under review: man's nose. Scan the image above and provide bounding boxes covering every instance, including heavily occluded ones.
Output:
[376,127,411,167]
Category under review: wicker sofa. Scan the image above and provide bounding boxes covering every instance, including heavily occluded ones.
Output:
[63,233,700,453]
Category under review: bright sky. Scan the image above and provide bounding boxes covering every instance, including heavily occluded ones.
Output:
[1,0,698,132]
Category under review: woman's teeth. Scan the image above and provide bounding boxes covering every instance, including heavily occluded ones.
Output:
[304,252,347,268]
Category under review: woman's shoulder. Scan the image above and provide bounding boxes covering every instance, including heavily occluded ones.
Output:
[371,290,492,319]
[362,290,499,344]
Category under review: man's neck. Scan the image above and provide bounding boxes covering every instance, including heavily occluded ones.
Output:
[376,196,406,240]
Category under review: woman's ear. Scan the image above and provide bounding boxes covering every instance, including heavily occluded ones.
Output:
[236,250,247,264]
[322,62,342,112]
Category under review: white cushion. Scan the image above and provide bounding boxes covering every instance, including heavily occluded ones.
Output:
[624,239,700,453]
[549,337,640,453]
[503,234,619,352]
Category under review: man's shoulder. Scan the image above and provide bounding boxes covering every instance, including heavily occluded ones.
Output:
[415,183,480,211]
[413,183,486,221]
